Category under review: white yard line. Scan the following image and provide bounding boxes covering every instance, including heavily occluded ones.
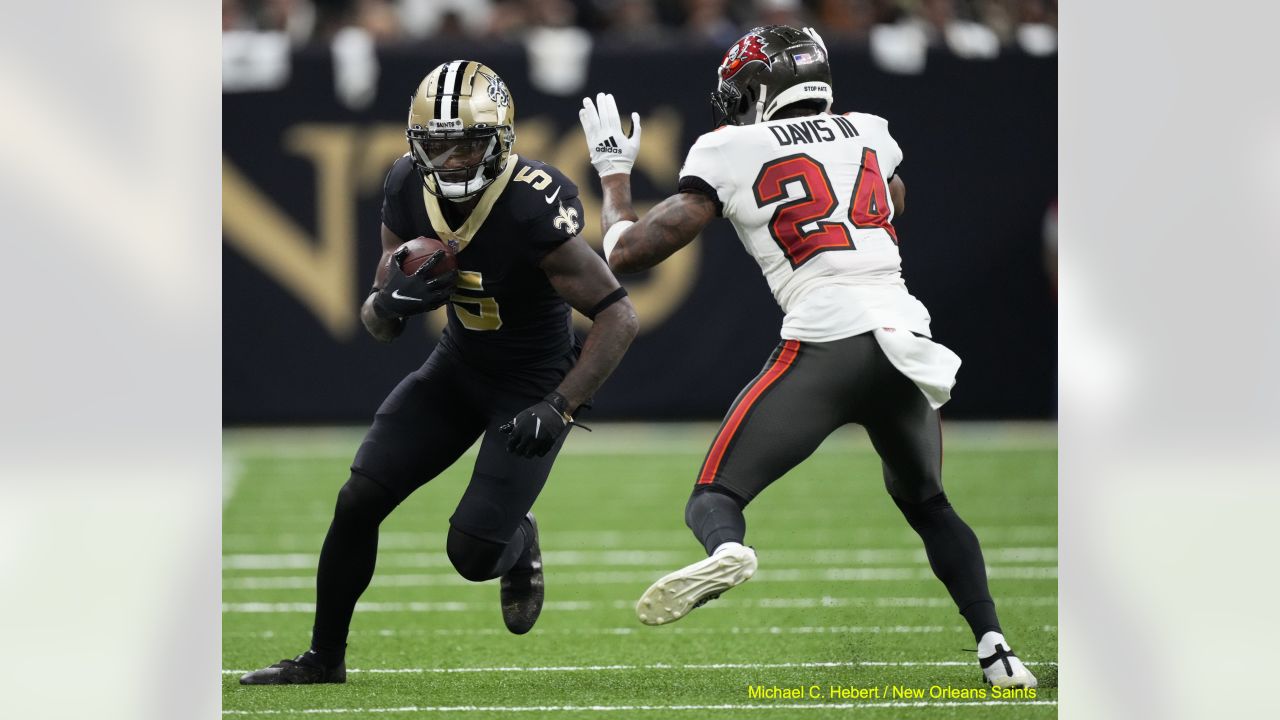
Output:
[222,565,1055,590]
[227,623,1058,640]
[223,700,1057,715]
[227,625,957,639]
[222,593,1057,614]
[755,596,1058,608]
[222,547,1057,571]
[223,525,1058,552]
[222,594,1059,627]
[222,659,1059,675]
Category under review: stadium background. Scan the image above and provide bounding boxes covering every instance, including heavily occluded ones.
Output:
[223,0,1057,424]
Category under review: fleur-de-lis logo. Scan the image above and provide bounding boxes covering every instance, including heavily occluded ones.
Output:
[553,203,580,235]
[480,71,510,107]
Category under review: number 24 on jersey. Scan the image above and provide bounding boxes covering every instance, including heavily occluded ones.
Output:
[752,148,897,268]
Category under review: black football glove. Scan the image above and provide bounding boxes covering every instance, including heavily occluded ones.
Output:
[372,248,457,319]
[500,392,587,458]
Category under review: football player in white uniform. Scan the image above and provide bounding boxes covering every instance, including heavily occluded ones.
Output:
[579,25,1036,689]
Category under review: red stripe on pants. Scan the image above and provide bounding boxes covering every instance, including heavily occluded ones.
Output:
[697,339,801,485]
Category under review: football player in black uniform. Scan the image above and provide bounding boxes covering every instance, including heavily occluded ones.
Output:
[241,60,639,685]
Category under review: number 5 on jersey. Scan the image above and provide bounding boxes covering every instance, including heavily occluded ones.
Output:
[752,148,897,268]
[450,271,502,331]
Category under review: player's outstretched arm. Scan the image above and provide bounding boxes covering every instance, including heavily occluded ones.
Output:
[541,236,639,413]
[579,92,715,274]
[604,184,716,274]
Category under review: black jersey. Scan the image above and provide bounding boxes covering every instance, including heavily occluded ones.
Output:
[381,153,586,375]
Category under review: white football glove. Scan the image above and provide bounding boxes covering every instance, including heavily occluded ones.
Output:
[579,92,641,177]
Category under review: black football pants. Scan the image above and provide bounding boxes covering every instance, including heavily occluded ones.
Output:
[310,347,568,658]
[685,332,1000,640]
[691,332,942,502]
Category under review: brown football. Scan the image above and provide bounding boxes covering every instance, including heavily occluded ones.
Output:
[396,236,457,277]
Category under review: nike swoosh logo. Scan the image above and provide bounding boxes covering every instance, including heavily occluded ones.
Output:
[391,290,423,302]
[544,187,561,204]
[534,417,541,438]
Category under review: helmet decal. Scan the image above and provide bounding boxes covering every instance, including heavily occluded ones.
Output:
[481,71,510,108]
[428,118,464,133]
[792,50,824,66]
[719,33,769,81]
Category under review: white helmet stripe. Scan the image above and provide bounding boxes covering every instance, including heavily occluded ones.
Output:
[431,63,448,119]
[763,82,833,122]
[438,60,463,120]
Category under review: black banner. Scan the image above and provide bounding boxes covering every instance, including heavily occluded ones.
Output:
[224,44,1056,423]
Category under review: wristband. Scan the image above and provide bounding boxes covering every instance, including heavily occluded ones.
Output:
[602,220,634,264]
[544,391,573,423]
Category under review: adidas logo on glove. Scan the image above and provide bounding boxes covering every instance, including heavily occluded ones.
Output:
[594,136,623,154]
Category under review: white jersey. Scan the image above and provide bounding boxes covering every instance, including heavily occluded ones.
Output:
[679,112,933,342]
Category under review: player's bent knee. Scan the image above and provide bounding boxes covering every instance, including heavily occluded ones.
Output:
[332,473,398,529]
[684,484,748,528]
[893,491,952,525]
[445,525,506,582]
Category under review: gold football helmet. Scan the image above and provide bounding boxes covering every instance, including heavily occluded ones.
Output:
[407,60,516,199]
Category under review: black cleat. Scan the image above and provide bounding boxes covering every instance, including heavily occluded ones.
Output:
[239,651,346,685]
[500,512,544,634]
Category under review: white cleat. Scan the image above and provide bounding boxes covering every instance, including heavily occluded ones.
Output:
[635,542,757,626]
[977,631,1038,689]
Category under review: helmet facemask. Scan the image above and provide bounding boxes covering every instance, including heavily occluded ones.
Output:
[711,76,758,128]
[407,125,511,200]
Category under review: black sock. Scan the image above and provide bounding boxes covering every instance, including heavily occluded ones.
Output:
[960,600,1001,642]
[302,647,344,668]
[685,486,748,555]
[894,492,1001,642]
[310,474,398,662]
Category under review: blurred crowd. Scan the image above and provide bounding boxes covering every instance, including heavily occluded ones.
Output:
[222,0,1057,52]
[223,0,1055,100]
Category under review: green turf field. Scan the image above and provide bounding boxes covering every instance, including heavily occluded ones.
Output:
[223,423,1057,718]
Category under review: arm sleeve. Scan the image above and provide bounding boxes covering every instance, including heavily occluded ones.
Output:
[380,156,416,240]
[677,176,724,216]
[677,132,732,217]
